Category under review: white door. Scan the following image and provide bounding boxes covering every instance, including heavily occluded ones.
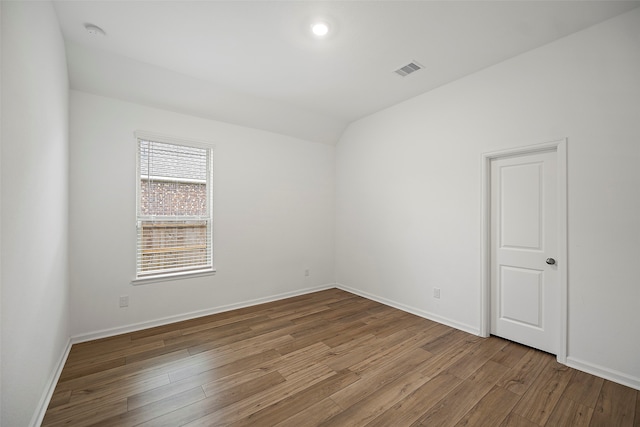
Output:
[490,150,558,354]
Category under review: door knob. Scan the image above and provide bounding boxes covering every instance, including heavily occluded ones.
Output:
[546,258,556,265]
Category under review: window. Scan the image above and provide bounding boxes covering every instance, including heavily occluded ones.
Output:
[135,133,214,281]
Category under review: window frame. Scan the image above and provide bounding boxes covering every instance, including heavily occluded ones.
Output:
[132,131,215,285]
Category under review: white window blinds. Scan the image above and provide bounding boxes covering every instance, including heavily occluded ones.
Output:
[136,137,213,279]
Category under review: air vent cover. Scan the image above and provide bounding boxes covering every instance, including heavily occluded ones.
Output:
[394,61,423,77]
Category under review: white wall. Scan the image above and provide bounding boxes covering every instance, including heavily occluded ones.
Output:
[69,91,335,338]
[336,8,640,387]
[1,3,3,421]
[1,2,71,426]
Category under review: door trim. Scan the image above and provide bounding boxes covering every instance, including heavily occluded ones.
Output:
[480,139,568,363]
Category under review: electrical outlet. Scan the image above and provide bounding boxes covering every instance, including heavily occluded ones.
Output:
[305,269,310,277]
[433,288,441,299]
[119,295,129,308]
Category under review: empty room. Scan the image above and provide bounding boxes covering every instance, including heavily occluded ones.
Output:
[1,1,639,426]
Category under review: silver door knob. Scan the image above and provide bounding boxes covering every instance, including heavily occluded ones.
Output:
[546,258,556,265]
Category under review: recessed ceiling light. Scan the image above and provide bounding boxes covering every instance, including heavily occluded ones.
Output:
[84,23,106,37]
[311,22,329,37]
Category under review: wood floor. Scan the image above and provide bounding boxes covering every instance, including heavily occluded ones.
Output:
[43,289,639,427]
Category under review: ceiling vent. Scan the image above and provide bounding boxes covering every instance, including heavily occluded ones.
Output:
[394,61,424,77]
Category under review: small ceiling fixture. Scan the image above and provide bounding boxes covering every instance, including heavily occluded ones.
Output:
[311,22,329,37]
[84,23,106,37]
[394,61,424,77]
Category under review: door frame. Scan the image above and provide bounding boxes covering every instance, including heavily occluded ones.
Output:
[480,138,568,363]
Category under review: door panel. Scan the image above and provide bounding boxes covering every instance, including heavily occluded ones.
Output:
[500,163,542,250]
[491,150,558,354]
[500,266,542,328]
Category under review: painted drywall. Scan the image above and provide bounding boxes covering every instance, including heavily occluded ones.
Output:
[64,42,348,146]
[336,8,640,386]
[69,91,335,338]
[1,2,71,425]
[0,3,3,421]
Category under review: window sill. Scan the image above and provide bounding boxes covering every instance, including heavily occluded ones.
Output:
[131,268,216,286]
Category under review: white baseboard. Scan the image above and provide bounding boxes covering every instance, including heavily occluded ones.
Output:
[336,283,480,336]
[29,338,72,427]
[566,357,640,391]
[71,283,336,344]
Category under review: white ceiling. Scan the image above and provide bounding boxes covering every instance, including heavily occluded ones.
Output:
[53,1,640,144]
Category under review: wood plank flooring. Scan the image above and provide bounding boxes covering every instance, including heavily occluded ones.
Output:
[43,289,639,426]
